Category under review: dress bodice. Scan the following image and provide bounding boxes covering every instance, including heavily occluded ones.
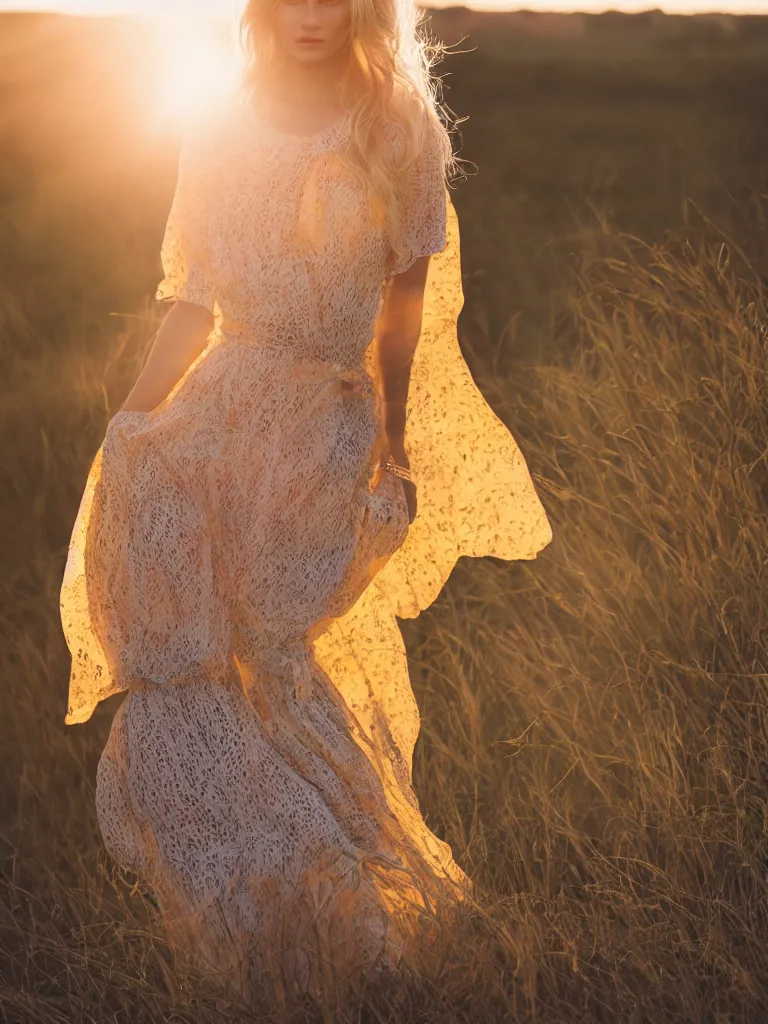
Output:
[156,94,451,369]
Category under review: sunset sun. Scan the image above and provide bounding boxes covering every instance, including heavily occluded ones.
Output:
[150,18,240,129]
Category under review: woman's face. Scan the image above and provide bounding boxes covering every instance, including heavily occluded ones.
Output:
[273,0,352,66]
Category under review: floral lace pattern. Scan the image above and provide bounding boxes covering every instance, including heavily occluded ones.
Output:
[59,91,552,997]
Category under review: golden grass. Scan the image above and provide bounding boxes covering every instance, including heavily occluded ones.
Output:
[2,203,768,1021]
[2,12,768,1020]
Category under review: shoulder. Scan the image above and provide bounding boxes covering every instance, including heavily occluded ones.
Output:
[378,96,452,170]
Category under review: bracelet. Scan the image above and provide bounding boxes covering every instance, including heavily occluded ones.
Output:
[382,455,413,483]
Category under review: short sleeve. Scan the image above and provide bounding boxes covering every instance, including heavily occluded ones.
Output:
[155,123,218,314]
[388,114,451,277]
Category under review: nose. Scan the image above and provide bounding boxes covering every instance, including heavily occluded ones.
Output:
[299,0,322,28]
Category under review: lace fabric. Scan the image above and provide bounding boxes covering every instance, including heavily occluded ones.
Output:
[59,91,552,997]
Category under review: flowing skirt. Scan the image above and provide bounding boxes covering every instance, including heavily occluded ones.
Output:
[62,333,472,1001]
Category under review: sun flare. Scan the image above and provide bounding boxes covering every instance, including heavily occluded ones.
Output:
[149,18,241,131]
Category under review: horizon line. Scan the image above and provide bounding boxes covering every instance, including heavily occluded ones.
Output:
[1,3,767,16]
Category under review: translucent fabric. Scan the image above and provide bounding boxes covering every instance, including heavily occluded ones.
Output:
[59,93,552,999]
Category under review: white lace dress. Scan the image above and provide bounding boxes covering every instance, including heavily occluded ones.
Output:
[59,93,553,998]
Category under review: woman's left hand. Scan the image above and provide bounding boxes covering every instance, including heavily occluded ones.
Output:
[384,437,417,524]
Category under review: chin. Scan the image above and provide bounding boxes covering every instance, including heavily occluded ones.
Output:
[290,48,333,64]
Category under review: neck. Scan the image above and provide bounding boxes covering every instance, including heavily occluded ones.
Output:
[271,50,349,110]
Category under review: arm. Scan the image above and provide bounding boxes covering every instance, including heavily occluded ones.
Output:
[122,116,219,415]
[119,301,214,413]
[375,252,431,520]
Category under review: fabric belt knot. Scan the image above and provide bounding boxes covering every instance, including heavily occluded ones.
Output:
[290,359,369,397]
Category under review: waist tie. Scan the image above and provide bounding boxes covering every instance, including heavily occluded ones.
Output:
[217,324,374,402]
[217,322,371,392]
[288,357,371,398]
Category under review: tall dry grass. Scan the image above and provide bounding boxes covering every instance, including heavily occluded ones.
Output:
[2,200,768,1021]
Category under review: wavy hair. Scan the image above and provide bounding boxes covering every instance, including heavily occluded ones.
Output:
[236,0,461,265]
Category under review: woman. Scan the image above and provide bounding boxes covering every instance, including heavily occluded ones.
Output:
[59,0,552,1004]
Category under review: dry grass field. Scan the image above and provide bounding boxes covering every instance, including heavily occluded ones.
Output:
[1,10,768,1022]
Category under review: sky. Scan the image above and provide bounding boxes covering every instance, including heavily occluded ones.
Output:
[1,0,767,14]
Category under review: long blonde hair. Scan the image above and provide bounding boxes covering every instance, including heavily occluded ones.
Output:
[237,0,461,264]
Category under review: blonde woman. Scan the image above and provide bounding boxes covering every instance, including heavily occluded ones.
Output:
[60,0,552,1002]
